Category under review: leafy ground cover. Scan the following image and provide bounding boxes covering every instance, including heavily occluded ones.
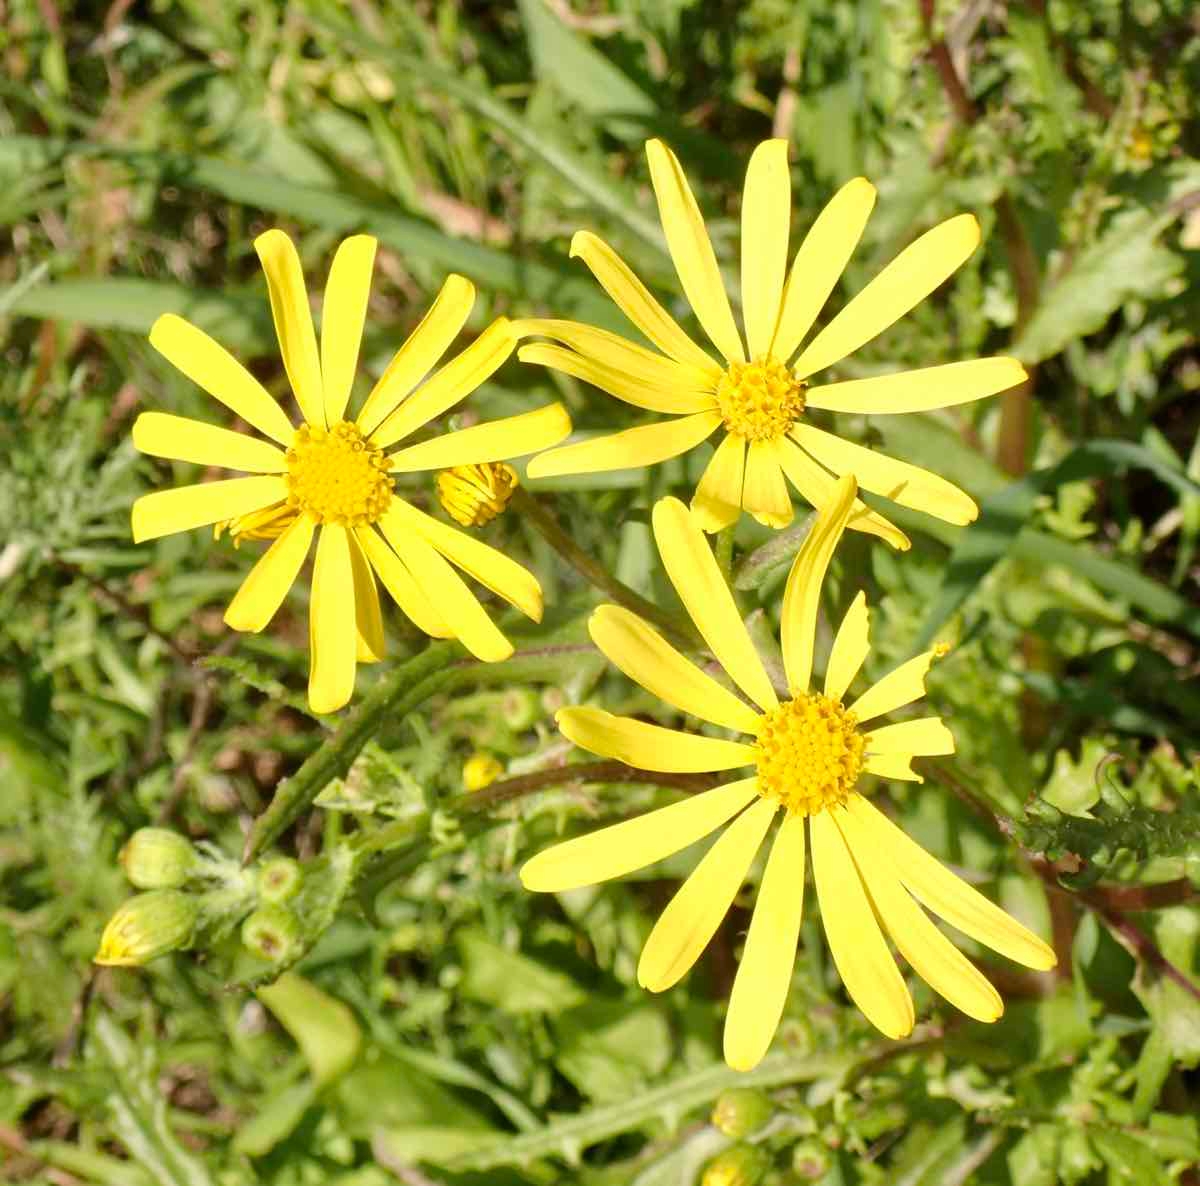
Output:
[1,1,1199,1183]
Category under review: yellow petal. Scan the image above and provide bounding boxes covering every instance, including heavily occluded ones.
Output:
[588,604,761,734]
[308,525,358,713]
[356,274,475,437]
[805,357,1026,415]
[780,474,857,695]
[512,318,718,396]
[254,229,325,428]
[791,423,978,525]
[810,810,914,1038]
[224,513,315,632]
[771,177,877,364]
[690,434,745,533]
[742,439,793,529]
[131,476,287,543]
[348,528,386,663]
[844,795,1057,971]
[354,525,453,640]
[132,412,287,473]
[868,717,954,757]
[863,753,923,782]
[520,777,760,893]
[568,232,720,372]
[850,647,944,723]
[376,511,513,662]
[556,706,757,774]
[638,797,777,991]
[321,235,377,426]
[836,802,1003,1023]
[776,437,909,550]
[388,403,571,473]
[526,411,721,478]
[741,139,791,360]
[651,497,778,712]
[646,139,745,364]
[369,318,516,450]
[517,342,716,416]
[148,315,296,446]
[384,499,542,621]
[723,811,805,1071]
[825,590,869,701]
[793,214,981,379]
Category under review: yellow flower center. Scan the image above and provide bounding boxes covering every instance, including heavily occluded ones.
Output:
[715,355,806,441]
[754,693,865,816]
[436,462,518,527]
[285,421,392,526]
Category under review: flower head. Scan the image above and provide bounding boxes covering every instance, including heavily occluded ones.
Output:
[519,139,1027,543]
[131,231,571,712]
[94,890,199,967]
[520,477,1055,1071]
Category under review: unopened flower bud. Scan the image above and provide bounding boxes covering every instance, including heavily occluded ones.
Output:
[791,1140,831,1179]
[94,891,199,967]
[119,828,198,889]
[463,752,504,792]
[258,857,303,903]
[702,1144,769,1186]
[711,1088,773,1137]
[436,462,518,527]
[241,903,301,964]
[500,688,540,731]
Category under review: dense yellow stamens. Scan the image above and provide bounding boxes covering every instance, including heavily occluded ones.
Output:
[754,693,865,816]
[715,355,806,441]
[285,421,392,526]
[437,462,518,527]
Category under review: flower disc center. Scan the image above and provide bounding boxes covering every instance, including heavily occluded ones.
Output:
[716,355,806,441]
[755,693,865,816]
[286,421,392,526]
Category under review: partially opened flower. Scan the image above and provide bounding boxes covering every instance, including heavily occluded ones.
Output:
[132,231,570,712]
[519,139,1027,544]
[520,477,1054,1071]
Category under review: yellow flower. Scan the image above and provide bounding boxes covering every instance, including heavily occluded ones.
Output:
[131,231,571,712]
[463,751,504,791]
[437,461,519,527]
[519,139,1028,545]
[520,476,1055,1071]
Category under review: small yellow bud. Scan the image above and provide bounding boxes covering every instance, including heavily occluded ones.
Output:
[463,752,504,792]
[94,891,199,967]
[119,828,198,889]
[711,1088,773,1137]
[701,1144,769,1186]
[436,462,518,527]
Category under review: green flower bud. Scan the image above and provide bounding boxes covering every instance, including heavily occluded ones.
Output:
[499,688,540,731]
[257,857,303,903]
[791,1139,831,1179]
[702,1144,769,1186]
[711,1088,773,1138]
[94,891,199,966]
[241,903,301,964]
[119,828,198,889]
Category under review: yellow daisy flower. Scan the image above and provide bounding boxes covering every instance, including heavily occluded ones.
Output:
[131,230,570,712]
[520,476,1055,1071]
[519,139,1028,545]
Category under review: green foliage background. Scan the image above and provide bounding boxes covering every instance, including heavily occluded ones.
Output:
[2,1,1199,1183]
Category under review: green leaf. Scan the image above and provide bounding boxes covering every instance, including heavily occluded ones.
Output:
[553,1000,673,1101]
[257,973,363,1087]
[1130,906,1200,1067]
[518,0,656,137]
[1014,207,1183,365]
[231,1079,318,1157]
[457,928,587,1014]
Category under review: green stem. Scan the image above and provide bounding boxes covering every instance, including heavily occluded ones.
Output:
[512,487,701,648]
[244,641,596,863]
